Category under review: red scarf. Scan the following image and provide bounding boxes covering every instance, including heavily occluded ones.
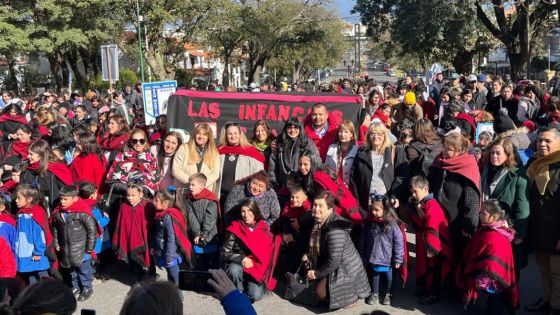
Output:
[38,125,49,137]
[431,153,481,192]
[313,169,363,225]
[365,215,409,285]
[27,161,74,186]
[457,225,518,309]
[9,140,30,159]
[226,220,281,290]
[0,113,28,125]
[0,212,16,227]
[18,205,56,262]
[100,133,130,151]
[155,207,192,263]
[218,145,265,164]
[113,200,155,268]
[281,199,311,219]
[190,188,221,218]
[372,108,390,126]
[411,198,455,291]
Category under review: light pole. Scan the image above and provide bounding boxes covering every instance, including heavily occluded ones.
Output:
[136,0,145,83]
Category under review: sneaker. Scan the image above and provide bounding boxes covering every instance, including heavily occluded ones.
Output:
[525,298,550,312]
[365,294,378,305]
[381,294,391,305]
[419,294,440,305]
[78,288,93,302]
[71,287,81,297]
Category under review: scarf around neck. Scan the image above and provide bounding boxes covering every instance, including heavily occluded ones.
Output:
[526,150,560,195]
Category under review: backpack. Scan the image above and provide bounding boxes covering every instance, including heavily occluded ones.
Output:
[409,142,437,177]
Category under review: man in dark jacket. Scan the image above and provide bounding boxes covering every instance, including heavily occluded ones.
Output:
[51,185,98,302]
[525,127,560,313]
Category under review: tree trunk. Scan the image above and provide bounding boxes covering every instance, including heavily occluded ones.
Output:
[66,50,85,91]
[78,48,91,81]
[60,56,70,89]
[47,54,63,91]
[222,52,231,88]
[507,51,524,81]
[452,50,475,75]
[7,58,18,92]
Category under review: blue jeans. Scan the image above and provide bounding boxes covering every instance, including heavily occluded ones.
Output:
[166,264,183,301]
[22,270,49,285]
[225,262,264,302]
[70,260,93,290]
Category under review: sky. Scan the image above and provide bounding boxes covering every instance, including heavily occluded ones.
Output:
[331,0,361,22]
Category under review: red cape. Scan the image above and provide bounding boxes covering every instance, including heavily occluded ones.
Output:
[100,133,129,151]
[155,207,192,263]
[112,200,155,268]
[70,153,108,191]
[27,161,74,186]
[18,205,56,262]
[218,145,265,164]
[430,153,481,192]
[313,169,363,225]
[0,180,17,194]
[8,140,30,160]
[226,220,281,290]
[0,113,28,125]
[190,188,222,219]
[281,199,311,219]
[456,225,518,308]
[372,108,390,126]
[304,112,342,161]
[38,125,49,137]
[411,198,455,291]
[0,212,16,227]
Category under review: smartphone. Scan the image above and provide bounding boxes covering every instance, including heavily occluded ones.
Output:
[81,309,96,315]
[178,270,214,293]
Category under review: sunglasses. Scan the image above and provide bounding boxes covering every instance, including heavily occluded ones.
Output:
[224,121,239,129]
[130,138,146,145]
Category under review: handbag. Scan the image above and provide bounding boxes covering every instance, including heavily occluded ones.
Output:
[284,264,319,306]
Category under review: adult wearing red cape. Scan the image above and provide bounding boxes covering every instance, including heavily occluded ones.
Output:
[1,124,32,167]
[20,140,74,211]
[0,103,28,141]
[428,133,481,259]
[222,198,280,302]
[305,190,371,310]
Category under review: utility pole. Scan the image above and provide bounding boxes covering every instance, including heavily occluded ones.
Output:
[354,24,359,77]
[548,44,551,70]
[136,0,145,83]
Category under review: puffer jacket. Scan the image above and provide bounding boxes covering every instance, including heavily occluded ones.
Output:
[152,214,179,263]
[185,197,219,245]
[359,219,404,267]
[313,213,371,310]
[51,211,97,268]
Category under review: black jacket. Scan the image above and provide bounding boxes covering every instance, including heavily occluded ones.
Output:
[221,229,251,266]
[20,169,66,212]
[350,146,395,211]
[51,211,97,268]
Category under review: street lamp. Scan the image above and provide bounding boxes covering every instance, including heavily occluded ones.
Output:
[136,0,145,83]
[477,32,483,74]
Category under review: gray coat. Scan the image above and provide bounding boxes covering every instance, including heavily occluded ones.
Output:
[185,197,219,245]
[359,220,404,267]
[314,213,370,310]
[223,184,280,227]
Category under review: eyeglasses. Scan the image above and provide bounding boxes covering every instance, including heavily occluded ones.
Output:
[286,124,299,130]
[130,138,146,145]
[369,132,385,138]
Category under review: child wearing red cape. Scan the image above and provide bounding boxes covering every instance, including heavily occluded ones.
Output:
[409,176,455,305]
[112,183,155,282]
[456,199,518,314]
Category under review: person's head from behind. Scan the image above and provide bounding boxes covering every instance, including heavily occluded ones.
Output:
[480,199,511,225]
[442,133,470,159]
[119,281,182,315]
[188,173,207,196]
[410,175,430,202]
[78,181,97,200]
[12,278,76,315]
[59,185,79,209]
[155,188,176,211]
[289,184,308,208]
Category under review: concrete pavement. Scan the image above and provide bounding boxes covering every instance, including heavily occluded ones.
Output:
[76,233,542,315]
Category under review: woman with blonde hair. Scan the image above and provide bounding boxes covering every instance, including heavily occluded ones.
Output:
[350,121,396,211]
[172,123,220,194]
[217,122,264,203]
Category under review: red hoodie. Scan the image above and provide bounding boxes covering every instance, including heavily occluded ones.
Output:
[304,111,342,161]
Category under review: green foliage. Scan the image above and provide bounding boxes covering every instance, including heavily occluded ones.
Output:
[118,68,139,89]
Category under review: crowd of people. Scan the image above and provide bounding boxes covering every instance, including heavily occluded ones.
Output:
[0,71,559,315]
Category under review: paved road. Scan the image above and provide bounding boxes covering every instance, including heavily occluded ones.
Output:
[76,232,542,315]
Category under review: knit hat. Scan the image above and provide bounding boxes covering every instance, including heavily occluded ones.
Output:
[477,74,486,83]
[403,91,416,105]
[493,113,516,134]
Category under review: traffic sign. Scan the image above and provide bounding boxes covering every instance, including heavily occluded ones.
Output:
[142,80,177,125]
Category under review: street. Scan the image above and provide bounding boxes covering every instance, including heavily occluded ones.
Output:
[76,233,542,315]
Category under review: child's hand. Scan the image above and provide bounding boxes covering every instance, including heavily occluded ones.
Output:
[394,263,401,269]
[194,236,201,245]
[31,255,41,261]
[166,260,173,266]
[102,212,109,218]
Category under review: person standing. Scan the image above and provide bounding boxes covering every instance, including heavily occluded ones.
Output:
[525,127,560,314]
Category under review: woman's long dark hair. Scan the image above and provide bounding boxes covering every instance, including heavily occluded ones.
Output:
[49,124,73,153]
[371,195,402,233]
[28,140,56,177]
[157,131,183,174]
[1,103,23,116]
[77,132,104,164]
[238,198,262,223]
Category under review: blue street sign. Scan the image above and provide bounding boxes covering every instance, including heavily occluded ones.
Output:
[142,80,177,125]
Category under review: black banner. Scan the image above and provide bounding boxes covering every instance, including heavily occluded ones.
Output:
[166,90,362,138]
